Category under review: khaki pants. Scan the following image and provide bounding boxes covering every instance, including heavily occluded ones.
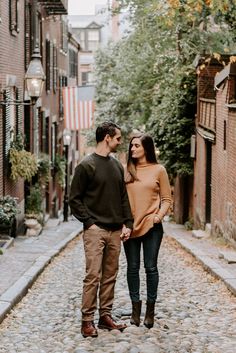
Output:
[81,227,121,321]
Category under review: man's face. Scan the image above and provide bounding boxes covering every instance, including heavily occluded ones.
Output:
[107,128,122,153]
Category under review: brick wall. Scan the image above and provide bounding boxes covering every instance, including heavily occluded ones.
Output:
[211,80,236,245]
[0,0,25,205]
[0,2,70,223]
[193,134,207,228]
[40,11,68,216]
[194,58,236,245]
[193,61,226,229]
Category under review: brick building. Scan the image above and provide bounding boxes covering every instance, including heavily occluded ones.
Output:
[0,0,28,227]
[0,0,80,233]
[193,56,236,247]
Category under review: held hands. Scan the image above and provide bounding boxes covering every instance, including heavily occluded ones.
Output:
[154,215,161,224]
[120,225,132,242]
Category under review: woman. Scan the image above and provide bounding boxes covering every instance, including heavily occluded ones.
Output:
[124,133,171,328]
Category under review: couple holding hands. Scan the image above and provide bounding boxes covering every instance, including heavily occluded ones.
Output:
[69,121,171,338]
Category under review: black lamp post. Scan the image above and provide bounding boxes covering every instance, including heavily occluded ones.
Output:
[63,129,72,222]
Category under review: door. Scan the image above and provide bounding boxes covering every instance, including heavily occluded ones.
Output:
[205,141,212,223]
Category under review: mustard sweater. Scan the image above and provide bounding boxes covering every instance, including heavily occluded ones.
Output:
[126,163,172,238]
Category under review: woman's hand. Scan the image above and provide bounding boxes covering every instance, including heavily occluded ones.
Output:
[120,225,132,242]
[154,215,161,224]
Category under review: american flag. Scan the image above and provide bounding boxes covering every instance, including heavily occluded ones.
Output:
[62,86,95,130]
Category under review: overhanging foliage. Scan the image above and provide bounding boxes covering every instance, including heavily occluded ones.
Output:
[93,0,236,176]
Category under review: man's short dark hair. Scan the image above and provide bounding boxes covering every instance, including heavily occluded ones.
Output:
[96,121,121,143]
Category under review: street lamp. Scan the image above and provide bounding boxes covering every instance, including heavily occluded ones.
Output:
[25,44,45,105]
[63,129,72,222]
[0,44,45,107]
[0,42,45,107]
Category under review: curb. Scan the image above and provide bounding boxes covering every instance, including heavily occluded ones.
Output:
[166,234,236,297]
[0,228,82,324]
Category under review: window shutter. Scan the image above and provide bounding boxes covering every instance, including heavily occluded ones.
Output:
[50,42,53,91]
[25,2,32,69]
[61,17,68,53]
[75,51,78,79]
[63,76,68,87]
[16,87,23,135]
[53,44,58,94]
[3,89,12,171]
[41,111,47,153]
[46,39,51,92]
[16,0,19,32]
[9,0,19,34]
[59,76,63,117]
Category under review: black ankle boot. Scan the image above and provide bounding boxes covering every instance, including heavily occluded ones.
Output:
[144,301,155,328]
[130,300,142,326]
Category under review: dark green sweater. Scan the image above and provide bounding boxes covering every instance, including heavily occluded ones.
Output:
[69,153,133,230]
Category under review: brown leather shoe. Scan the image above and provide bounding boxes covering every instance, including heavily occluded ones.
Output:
[98,315,127,331]
[81,320,98,338]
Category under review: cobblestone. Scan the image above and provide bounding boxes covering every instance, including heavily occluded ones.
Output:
[0,231,236,352]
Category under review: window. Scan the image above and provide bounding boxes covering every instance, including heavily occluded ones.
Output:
[46,39,53,92]
[87,29,99,51]
[81,72,94,86]
[79,30,86,50]
[61,16,68,53]
[25,6,42,69]
[223,120,227,151]
[9,0,19,35]
[81,72,88,86]
[53,44,58,93]
[69,49,78,78]
[87,72,94,84]
[51,123,57,165]
[59,76,67,118]
[25,1,32,69]
[228,74,236,105]
[88,30,99,41]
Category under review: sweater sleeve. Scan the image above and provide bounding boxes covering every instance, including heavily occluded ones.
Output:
[69,164,95,229]
[156,166,172,221]
[119,163,133,229]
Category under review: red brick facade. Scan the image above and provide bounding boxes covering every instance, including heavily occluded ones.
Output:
[0,0,26,222]
[193,57,236,246]
[0,0,80,232]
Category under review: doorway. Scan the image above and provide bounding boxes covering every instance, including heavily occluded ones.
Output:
[205,141,212,223]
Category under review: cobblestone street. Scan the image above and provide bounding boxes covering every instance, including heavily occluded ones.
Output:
[0,234,236,353]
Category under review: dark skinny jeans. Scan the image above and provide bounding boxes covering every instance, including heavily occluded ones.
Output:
[124,223,163,303]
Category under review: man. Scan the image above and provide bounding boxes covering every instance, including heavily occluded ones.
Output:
[69,121,133,338]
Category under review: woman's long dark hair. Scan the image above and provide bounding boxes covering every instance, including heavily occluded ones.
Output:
[126,133,158,183]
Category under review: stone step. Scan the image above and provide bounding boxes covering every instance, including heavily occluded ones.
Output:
[0,236,14,251]
[192,229,208,239]
[205,223,211,235]
[218,250,236,264]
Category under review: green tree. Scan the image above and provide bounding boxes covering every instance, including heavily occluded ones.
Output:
[94,0,236,176]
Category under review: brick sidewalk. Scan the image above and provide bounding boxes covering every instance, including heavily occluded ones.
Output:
[0,218,83,323]
[1,219,235,324]
[163,222,236,296]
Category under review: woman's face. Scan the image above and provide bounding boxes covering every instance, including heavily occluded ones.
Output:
[130,137,145,160]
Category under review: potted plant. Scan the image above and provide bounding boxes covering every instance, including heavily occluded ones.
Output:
[54,154,66,188]
[37,153,51,186]
[25,184,43,236]
[0,195,19,237]
[9,134,38,182]
[25,184,43,220]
